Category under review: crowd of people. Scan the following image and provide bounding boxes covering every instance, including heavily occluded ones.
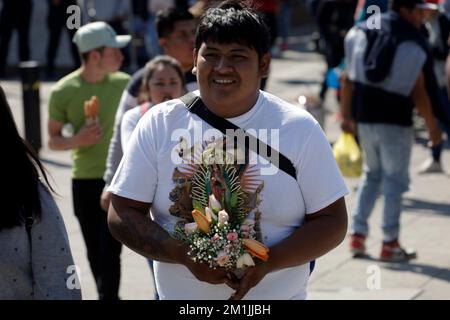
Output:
[0,0,293,78]
[1,0,449,300]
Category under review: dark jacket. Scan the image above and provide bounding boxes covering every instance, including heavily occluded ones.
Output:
[358,11,450,127]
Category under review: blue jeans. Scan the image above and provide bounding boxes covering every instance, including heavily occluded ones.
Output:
[351,123,413,242]
[278,0,292,41]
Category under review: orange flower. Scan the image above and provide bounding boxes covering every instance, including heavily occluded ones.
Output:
[242,238,269,261]
[84,96,100,125]
[191,209,211,234]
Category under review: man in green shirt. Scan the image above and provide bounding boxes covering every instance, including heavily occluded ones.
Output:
[47,21,130,300]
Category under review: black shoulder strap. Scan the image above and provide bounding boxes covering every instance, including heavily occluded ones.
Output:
[180,93,297,180]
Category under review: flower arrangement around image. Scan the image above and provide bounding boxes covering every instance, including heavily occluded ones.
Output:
[171,137,268,270]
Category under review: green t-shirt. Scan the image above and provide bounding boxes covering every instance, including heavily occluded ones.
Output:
[48,69,130,179]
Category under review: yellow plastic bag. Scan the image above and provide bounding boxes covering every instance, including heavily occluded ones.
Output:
[333,133,362,178]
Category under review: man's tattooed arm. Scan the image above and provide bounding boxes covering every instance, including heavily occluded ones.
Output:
[107,194,187,263]
[107,194,241,288]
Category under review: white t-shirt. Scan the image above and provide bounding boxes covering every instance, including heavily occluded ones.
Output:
[109,90,349,300]
[121,105,148,151]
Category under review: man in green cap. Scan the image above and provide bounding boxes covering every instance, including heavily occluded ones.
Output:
[47,21,130,300]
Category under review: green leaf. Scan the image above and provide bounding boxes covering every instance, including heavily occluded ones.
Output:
[193,199,205,213]
[230,192,238,208]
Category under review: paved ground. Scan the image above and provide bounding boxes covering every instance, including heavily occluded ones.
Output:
[3,34,450,300]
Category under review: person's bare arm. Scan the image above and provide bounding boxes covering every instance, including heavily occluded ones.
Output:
[48,119,102,150]
[230,197,348,300]
[339,73,356,134]
[108,194,239,287]
[100,191,112,212]
[411,72,442,147]
[108,194,181,262]
[102,90,138,211]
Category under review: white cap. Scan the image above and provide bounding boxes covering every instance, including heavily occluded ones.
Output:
[73,22,131,53]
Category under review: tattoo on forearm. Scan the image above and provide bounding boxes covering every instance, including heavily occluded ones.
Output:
[114,210,179,263]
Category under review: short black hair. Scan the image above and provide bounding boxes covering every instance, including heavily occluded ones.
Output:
[390,0,417,12]
[195,0,270,59]
[156,8,195,39]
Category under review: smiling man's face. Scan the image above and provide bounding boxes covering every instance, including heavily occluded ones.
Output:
[194,41,270,117]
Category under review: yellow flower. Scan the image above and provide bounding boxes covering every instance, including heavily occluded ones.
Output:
[191,209,211,234]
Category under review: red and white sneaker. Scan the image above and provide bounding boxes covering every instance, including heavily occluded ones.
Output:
[350,233,366,257]
[380,240,417,262]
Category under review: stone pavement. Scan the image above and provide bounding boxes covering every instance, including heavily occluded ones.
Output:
[3,35,450,300]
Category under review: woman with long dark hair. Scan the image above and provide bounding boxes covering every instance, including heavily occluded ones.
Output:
[0,86,81,299]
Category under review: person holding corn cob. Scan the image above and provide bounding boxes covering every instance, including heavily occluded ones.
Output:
[47,22,130,300]
[108,1,348,300]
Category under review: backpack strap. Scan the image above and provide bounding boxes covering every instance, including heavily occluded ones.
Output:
[180,93,297,180]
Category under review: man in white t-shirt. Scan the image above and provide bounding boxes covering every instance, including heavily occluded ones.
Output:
[108,0,349,300]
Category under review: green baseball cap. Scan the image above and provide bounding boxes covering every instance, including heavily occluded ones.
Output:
[73,21,131,53]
